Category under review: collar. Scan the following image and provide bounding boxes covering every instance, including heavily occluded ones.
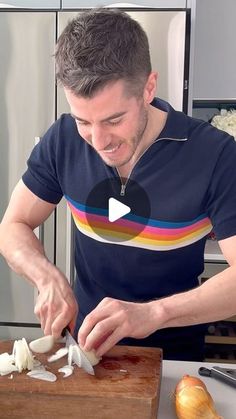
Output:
[151,97,189,142]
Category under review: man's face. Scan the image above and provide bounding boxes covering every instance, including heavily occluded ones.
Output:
[64,80,149,168]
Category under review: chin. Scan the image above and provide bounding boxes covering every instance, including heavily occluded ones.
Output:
[99,154,125,167]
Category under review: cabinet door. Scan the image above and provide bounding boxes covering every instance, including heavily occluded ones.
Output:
[193,0,236,100]
[62,0,186,8]
[0,1,60,8]
[0,12,56,339]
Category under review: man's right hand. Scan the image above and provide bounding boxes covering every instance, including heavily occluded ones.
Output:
[35,274,78,338]
[0,180,78,339]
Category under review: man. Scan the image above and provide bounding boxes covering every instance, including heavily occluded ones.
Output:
[0,8,236,361]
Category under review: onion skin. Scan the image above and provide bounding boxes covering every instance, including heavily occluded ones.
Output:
[175,375,222,419]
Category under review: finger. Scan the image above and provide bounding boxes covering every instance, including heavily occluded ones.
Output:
[82,316,118,351]
[34,301,47,333]
[68,316,77,335]
[93,331,113,350]
[78,298,121,346]
[95,327,123,357]
[51,311,70,339]
[78,309,107,347]
[35,310,45,332]
[44,313,53,336]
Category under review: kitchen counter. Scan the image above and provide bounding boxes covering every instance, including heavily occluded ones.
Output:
[158,360,235,418]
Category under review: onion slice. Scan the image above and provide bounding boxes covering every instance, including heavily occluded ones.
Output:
[29,335,54,354]
[68,344,82,368]
[58,365,74,378]
[12,339,34,373]
[72,345,82,368]
[27,370,57,382]
[47,347,69,363]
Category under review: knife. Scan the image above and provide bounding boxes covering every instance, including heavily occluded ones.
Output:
[65,328,95,376]
[199,366,236,388]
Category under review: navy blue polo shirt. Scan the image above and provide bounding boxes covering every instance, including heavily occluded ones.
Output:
[22,98,236,360]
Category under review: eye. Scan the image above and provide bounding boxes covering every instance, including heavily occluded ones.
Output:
[76,120,89,127]
[71,114,89,126]
[108,118,122,126]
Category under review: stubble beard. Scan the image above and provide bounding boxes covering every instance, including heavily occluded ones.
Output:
[101,106,149,169]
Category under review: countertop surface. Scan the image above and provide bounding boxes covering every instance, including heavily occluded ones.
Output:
[158,360,235,418]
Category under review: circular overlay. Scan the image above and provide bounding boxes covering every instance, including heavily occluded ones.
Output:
[85,177,151,242]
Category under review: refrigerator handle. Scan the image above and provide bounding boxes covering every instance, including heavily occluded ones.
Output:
[106,3,144,7]
[33,136,44,245]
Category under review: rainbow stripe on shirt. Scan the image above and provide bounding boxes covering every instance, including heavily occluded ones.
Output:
[65,195,212,251]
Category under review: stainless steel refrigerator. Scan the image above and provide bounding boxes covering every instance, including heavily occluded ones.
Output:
[0,3,190,339]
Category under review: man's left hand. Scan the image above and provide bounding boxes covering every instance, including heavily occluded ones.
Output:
[78,297,159,357]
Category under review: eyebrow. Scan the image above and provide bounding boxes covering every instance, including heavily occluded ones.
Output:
[71,111,127,123]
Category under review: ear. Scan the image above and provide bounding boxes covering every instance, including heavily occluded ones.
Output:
[143,72,158,104]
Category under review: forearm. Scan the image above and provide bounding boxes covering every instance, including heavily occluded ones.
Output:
[0,221,64,290]
[78,265,236,356]
[0,221,78,336]
[155,264,236,329]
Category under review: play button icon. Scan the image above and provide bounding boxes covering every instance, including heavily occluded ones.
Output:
[108,198,131,222]
[85,177,150,242]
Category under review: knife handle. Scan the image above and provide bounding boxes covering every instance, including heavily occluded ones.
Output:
[211,367,236,388]
[198,367,211,377]
[199,366,236,388]
[61,326,71,337]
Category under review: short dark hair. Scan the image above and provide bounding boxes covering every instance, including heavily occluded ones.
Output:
[55,8,152,97]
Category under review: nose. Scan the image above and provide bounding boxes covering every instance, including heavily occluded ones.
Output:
[90,125,111,151]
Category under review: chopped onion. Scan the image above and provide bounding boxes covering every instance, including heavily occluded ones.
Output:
[29,335,54,353]
[12,339,34,373]
[27,370,57,382]
[58,365,74,378]
[0,339,38,376]
[68,344,82,368]
[0,337,101,380]
[0,352,17,376]
[67,344,97,374]
[47,347,69,363]
[72,345,82,367]
[32,359,44,369]
[79,347,101,366]
[22,338,34,370]
[68,344,74,367]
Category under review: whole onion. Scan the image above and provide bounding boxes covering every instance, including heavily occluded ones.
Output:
[175,375,222,419]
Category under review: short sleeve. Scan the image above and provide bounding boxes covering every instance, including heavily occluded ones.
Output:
[22,120,63,204]
[206,135,236,240]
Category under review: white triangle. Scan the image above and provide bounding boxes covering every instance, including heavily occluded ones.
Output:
[108,198,131,222]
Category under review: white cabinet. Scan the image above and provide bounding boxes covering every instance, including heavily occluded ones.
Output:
[193,0,236,100]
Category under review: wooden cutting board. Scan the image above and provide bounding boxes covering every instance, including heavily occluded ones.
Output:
[0,340,162,419]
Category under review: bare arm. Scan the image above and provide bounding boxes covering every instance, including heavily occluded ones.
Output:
[0,180,78,337]
[79,235,236,357]
[159,235,236,328]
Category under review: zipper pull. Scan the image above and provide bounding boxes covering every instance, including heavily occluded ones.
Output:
[120,184,126,196]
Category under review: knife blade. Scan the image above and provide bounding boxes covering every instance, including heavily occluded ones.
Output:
[65,329,94,376]
[65,328,77,347]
